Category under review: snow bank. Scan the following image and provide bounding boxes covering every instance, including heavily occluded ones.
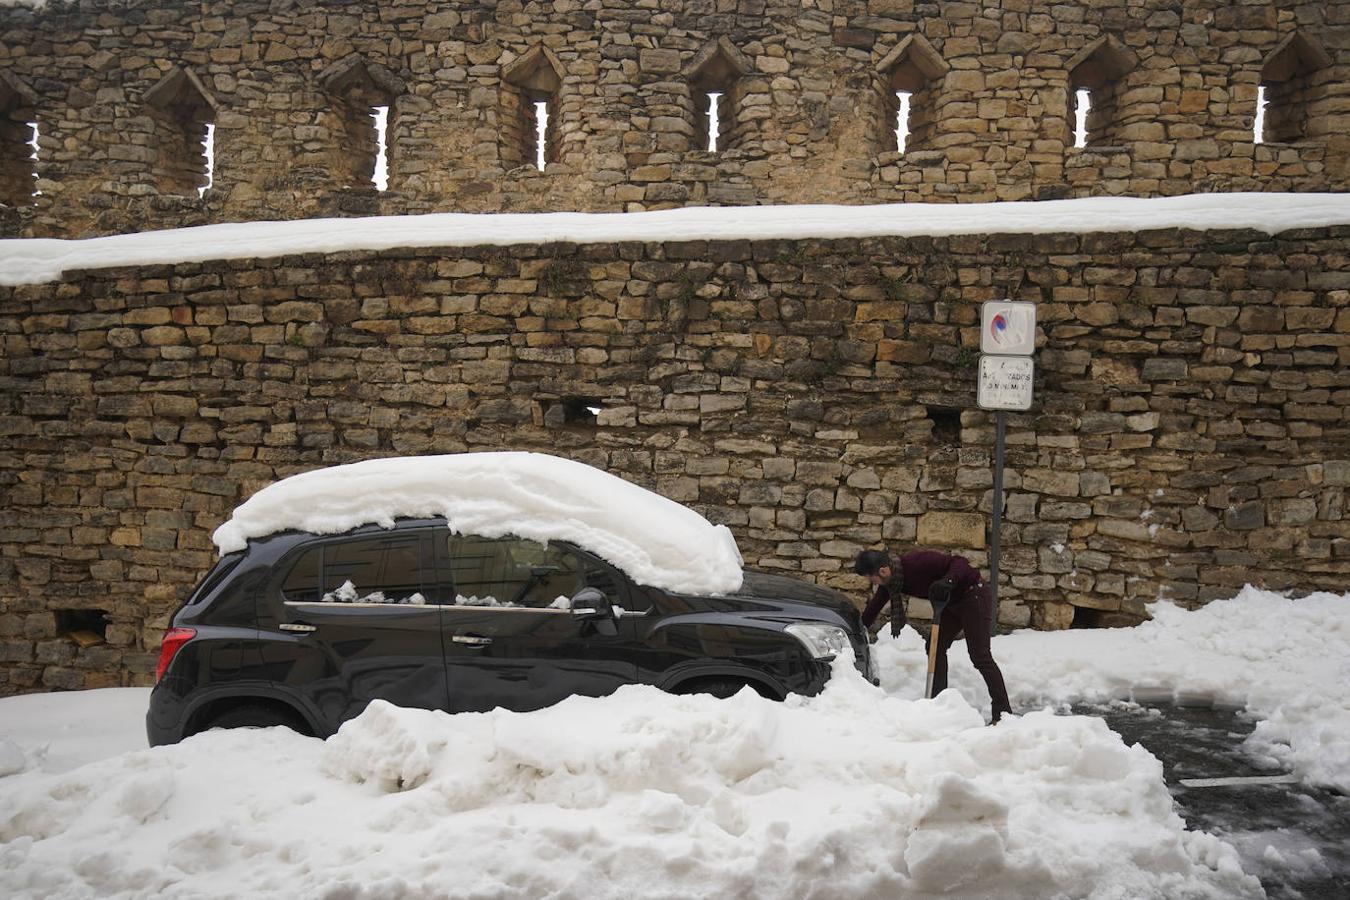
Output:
[0,688,149,776]
[2,193,1348,286]
[0,658,1260,900]
[876,586,1350,791]
[211,451,745,596]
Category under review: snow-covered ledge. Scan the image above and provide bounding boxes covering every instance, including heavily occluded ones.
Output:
[2,193,1348,287]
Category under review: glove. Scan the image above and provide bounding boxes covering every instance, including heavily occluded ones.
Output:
[889,614,904,638]
[928,577,955,609]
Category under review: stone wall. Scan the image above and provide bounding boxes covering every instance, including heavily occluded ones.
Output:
[0,0,1346,238]
[2,226,1348,692]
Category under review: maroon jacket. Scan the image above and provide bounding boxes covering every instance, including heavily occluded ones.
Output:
[861,550,981,628]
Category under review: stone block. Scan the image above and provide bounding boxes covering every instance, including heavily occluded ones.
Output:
[1224,502,1265,531]
[1271,498,1317,525]
[917,512,985,549]
[796,461,843,485]
[1023,469,1079,496]
[639,49,681,74]
[1037,602,1074,630]
[1142,358,1188,380]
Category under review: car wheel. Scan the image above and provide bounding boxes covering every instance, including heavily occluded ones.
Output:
[203,704,310,735]
[675,678,758,700]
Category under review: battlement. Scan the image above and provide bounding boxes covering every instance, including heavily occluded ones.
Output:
[1,0,1346,238]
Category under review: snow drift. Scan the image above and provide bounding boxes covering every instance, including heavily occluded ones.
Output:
[875,587,1350,792]
[211,451,745,596]
[2,588,1345,898]
[0,656,1260,900]
[2,193,1349,286]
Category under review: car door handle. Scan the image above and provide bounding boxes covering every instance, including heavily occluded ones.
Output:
[280,623,317,633]
[451,634,492,646]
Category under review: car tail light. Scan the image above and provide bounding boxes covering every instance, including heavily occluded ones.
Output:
[155,627,196,682]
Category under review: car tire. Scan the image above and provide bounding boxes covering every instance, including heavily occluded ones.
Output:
[202,704,310,735]
[675,678,758,700]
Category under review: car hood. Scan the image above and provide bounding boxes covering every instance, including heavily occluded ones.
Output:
[723,570,862,625]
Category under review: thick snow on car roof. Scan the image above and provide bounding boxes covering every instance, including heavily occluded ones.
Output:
[212,452,745,595]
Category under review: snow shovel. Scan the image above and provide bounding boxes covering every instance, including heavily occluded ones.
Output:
[923,598,949,700]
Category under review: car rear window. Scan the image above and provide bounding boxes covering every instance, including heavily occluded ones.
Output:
[185,554,243,608]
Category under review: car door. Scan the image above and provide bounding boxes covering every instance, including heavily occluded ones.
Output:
[260,529,450,727]
[432,533,641,714]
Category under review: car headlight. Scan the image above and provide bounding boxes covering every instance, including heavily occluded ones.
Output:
[784,623,850,660]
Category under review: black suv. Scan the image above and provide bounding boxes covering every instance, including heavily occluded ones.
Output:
[147,518,874,744]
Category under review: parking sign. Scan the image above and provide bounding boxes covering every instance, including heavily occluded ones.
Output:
[977,355,1035,411]
[981,301,1036,356]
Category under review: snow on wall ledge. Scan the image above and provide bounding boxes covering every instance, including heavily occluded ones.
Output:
[212,452,746,596]
[2,193,1348,287]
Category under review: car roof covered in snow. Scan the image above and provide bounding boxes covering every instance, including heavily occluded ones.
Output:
[212,452,744,595]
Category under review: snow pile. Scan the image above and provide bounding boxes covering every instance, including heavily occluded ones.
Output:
[875,586,1350,790]
[0,688,149,776]
[0,658,1260,900]
[2,193,1349,286]
[212,451,744,596]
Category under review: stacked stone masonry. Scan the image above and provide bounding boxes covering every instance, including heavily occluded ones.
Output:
[2,227,1349,692]
[0,0,1346,238]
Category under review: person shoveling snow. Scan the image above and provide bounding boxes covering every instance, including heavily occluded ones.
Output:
[854,547,1013,724]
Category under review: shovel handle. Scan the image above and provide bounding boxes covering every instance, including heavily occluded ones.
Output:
[924,601,947,700]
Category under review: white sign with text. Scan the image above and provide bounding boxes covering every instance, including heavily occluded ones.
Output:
[977,355,1035,411]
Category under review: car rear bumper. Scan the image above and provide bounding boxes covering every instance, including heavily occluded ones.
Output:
[145,681,189,746]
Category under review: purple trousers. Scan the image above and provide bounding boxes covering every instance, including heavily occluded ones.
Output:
[931,583,1013,722]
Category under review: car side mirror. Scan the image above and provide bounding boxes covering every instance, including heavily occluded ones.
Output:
[570,587,617,636]
[570,587,611,618]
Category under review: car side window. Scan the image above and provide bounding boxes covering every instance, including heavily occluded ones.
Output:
[281,534,427,605]
[440,535,581,610]
[281,546,322,602]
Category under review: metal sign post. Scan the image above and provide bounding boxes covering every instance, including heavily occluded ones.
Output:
[977,301,1036,633]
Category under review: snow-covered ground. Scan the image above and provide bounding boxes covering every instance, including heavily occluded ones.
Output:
[2,587,1345,899]
[3,193,1349,286]
[878,586,1350,793]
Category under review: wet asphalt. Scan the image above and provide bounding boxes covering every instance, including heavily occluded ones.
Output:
[1073,700,1350,900]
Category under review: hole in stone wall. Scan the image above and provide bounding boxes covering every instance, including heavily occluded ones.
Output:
[534,100,549,170]
[564,396,602,425]
[1259,32,1331,145]
[1,105,39,207]
[1073,88,1090,148]
[28,119,39,197]
[877,37,944,155]
[894,91,911,153]
[686,41,745,154]
[143,68,217,197]
[56,608,108,645]
[706,91,721,152]
[545,397,603,428]
[1068,37,1135,149]
[926,406,961,445]
[199,122,214,197]
[1253,85,1267,145]
[372,106,389,189]
[317,57,399,190]
[1071,605,1101,629]
[501,46,564,170]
